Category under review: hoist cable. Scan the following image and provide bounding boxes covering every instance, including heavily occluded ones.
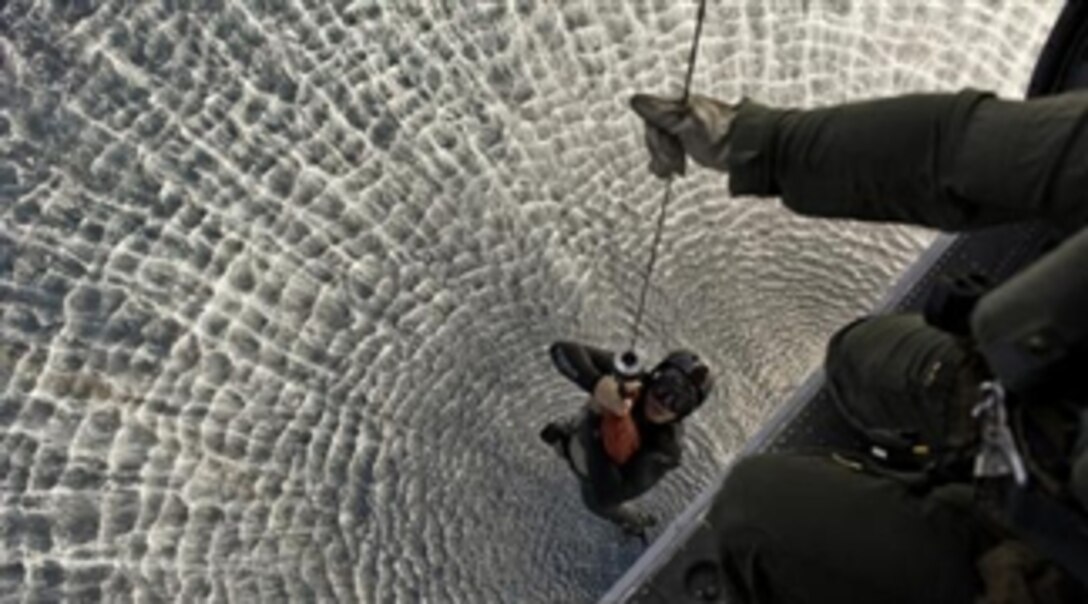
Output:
[629,0,709,352]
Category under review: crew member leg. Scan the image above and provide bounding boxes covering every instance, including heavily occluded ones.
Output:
[711,454,986,604]
[824,314,981,460]
[728,91,1088,229]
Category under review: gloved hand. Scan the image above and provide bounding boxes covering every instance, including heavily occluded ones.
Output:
[591,375,641,416]
[630,94,738,178]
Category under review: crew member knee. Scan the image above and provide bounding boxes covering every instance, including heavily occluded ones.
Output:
[714,454,787,533]
[824,317,871,373]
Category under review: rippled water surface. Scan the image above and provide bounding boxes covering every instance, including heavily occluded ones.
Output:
[0,0,1064,601]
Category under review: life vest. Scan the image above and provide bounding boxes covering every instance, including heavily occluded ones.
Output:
[601,410,641,465]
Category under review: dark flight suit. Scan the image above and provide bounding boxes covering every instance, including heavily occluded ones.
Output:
[548,342,683,531]
[729,89,1088,230]
[713,90,1088,604]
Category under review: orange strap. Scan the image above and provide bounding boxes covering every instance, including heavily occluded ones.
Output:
[601,412,641,465]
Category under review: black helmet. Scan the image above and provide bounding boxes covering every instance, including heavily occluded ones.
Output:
[646,350,714,418]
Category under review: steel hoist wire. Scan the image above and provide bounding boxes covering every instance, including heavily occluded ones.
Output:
[628,0,710,356]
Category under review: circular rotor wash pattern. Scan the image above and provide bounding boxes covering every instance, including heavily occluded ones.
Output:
[0,0,1063,601]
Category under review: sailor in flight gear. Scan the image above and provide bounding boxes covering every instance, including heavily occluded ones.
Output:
[632,89,1088,603]
[541,343,714,538]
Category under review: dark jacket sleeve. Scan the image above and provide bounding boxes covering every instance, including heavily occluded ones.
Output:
[550,341,615,393]
[728,90,1088,230]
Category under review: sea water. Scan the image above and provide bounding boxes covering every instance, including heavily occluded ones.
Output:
[0,1,1061,600]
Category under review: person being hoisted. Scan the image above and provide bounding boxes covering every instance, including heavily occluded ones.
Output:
[540,342,714,539]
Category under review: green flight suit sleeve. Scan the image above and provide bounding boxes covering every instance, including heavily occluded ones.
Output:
[728,90,1088,230]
